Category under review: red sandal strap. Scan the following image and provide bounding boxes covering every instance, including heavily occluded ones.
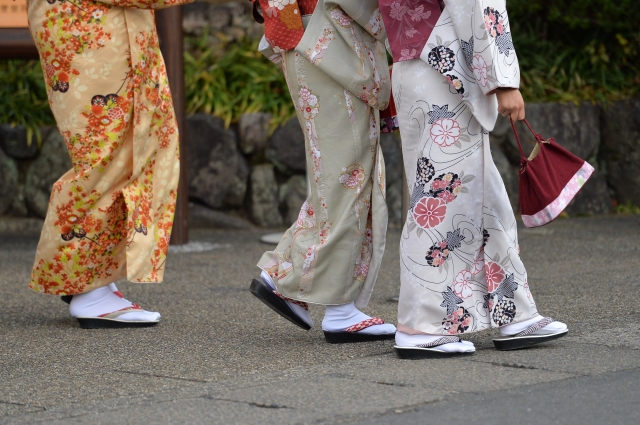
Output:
[345,317,385,333]
[98,305,144,319]
[274,291,309,311]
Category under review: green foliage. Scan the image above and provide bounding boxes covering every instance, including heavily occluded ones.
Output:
[0,60,55,145]
[509,0,640,103]
[615,201,640,215]
[184,33,295,132]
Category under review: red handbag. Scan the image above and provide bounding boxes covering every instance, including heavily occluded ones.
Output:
[510,118,594,227]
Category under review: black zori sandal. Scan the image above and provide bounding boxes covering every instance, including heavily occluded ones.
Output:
[394,336,475,359]
[493,317,567,351]
[323,318,395,343]
[249,278,312,331]
[76,306,159,329]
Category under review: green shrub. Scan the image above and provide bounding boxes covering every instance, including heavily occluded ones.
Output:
[0,60,54,145]
[509,0,640,103]
[184,33,294,132]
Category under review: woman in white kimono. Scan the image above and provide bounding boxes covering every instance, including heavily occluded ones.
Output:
[379,0,568,358]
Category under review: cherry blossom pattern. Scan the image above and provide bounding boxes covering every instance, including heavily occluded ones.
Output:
[430,118,461,147]
[330,7,353,28]
[426,172,463,204]
[427,45,456,74]
[306,26,335,65]
[416,157,435,186]
[442,306,473,334]
[483,7,514,56]
[414,197,447,229]
[295,201,316,230]
[453,270,473,299]
[35,1,112,94]
[485,262,505,292]
[339,164,366,190]
[379,0,439,62]
[425,229,465,267]
[445,74,465,97]
[483,7,505,38]
[472,55,489,87]
[298,86,320,120]
[492,299,516,326]
[354,225,373,281]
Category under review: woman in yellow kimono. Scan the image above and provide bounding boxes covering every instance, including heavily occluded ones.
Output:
[28,0,192,328]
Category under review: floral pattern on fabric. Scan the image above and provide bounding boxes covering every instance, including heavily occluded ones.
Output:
[395,53,537,335]
[340,164,366,189]
[28,0,187,295]
[258,3,388,307]
[378,0,441,62]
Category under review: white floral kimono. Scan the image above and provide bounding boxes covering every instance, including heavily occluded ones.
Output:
[390,0,540,335]
[258,0,390,308]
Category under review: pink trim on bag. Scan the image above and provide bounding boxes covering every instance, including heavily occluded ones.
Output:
[521,162,594,228]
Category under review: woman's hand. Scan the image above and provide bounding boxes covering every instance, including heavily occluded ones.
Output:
[496,88,525,121]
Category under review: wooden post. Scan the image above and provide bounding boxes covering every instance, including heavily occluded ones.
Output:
[0,28,38,59]
[156,7,189,245]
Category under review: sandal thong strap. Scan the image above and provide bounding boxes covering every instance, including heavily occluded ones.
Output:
[515,317,555,337]
[274,291,309,311]
[416,336,461,348]
[345,317,385,333]
[98,306,144,319]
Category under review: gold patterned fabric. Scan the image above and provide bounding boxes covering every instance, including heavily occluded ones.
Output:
[27,0,192,295]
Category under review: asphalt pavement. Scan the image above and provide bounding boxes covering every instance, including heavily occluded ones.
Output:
[1,215,639,424]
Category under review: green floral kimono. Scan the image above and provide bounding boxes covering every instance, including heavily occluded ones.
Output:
[258,0,391,308]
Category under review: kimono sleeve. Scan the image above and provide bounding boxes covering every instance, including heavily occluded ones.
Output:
[325,0,387,44]
[444,0,520,94]
[93,0,193,10]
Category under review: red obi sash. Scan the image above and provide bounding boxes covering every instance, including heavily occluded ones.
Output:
[379,0,443,63]
[252,0,318,52]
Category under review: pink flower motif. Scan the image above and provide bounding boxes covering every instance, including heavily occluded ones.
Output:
[438,190,456,204]
[431,179,447,190]
[405,28,418,38]
[408,5,431,22]
[485,262,505,292]
[472,250,485,276]
[399,48,418,61]
[430,118,461,147]
[390,2,409,20]
[472,55,488,87]
[413,198,447,229]
[339,164,366,189]
[454,270,473,299]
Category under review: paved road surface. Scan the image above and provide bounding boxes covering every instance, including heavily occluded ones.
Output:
[1,216,639,424]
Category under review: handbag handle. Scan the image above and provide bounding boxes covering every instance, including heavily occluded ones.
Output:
[509,117,544,162]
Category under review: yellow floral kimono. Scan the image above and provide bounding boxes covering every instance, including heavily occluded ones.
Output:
[28,0,192,295]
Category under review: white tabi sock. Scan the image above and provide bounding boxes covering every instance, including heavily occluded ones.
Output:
[69,285,160,322]
[499,315,568,336]
[322,302,396,335]
[395,331,475,353]
[260,271,314,328]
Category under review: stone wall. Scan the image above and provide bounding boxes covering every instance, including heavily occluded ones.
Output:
[3,98,634,228]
